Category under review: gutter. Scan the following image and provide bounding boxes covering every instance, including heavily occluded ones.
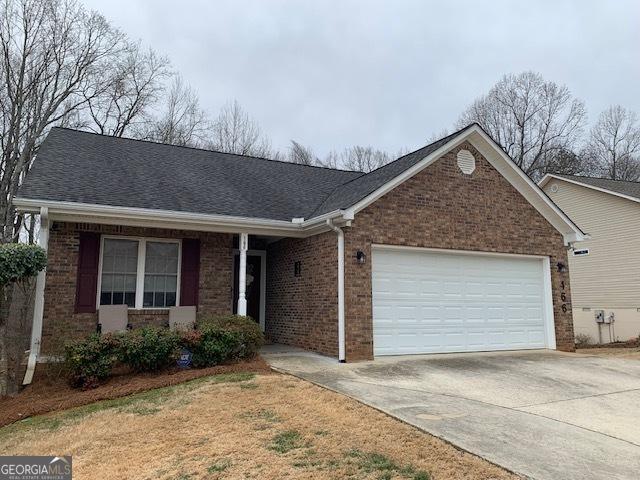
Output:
[22,206,49,385]
[326,219,346,362]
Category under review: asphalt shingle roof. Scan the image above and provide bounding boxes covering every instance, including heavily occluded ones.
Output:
[555,174,640,202]
[18,126,474,221]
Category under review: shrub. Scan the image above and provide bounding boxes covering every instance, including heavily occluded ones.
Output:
[182,315,263,368]
[197,315,264,358]
[575,333,594,348]
[119,326,180,372]
[0,243,47,285]
[64,333,121,388]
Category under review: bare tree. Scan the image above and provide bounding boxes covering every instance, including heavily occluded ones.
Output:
[0,0,124,242]
[457,71,586,179]
[84,43,171,137]
[143,76,210,147]
[209,100,274,157]
[287,140,318,165]
[542,148,592,177]
[341,146,391,172]
[584,105,640,181]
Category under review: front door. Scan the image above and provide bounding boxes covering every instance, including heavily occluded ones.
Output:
[233,254,262,323]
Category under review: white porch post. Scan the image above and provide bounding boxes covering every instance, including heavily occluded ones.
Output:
[237,232,248,316]
[22,207,49,385]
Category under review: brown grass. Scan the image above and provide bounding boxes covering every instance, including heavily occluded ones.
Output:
[0,357,272,427]
[0,373,516,480]
[577,347,640,359]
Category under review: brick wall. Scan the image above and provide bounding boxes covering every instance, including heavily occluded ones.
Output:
[41,222,233,355]
[343,141,574,360]
[265,232,338,356]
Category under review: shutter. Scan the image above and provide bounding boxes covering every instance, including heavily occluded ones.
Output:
[75,232,101,313]
[180,238,200,307]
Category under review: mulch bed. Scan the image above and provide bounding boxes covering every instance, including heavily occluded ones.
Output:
[576,338,640,349]
[0,356,273,428]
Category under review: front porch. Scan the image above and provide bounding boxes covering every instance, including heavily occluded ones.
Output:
[34,220,339,361]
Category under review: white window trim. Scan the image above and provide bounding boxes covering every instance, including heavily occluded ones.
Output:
[97,235,182,310]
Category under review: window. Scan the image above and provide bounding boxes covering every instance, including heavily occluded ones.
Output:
[573,248,589,257]
[144,242,179,308]
[100,239,138,307]
[99,237,181,309]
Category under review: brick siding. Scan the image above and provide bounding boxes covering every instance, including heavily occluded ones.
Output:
[343,141,574,360]
[41,223,233,355]
[265,232,338,356]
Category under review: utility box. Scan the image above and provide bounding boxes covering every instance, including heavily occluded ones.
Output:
[595,310,605,323]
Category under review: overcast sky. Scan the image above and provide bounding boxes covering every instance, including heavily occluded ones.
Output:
[82,0,640,157]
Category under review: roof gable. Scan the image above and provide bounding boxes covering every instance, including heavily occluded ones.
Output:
[540,174,640,206]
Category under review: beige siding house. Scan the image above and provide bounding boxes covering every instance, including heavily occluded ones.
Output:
[540,174,640,343]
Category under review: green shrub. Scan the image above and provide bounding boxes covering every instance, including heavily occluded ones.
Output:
[197,315,264,358]
[0,243,47,285]
[119,326,179,372]
[180,315,263,368]
[64,333,121,388]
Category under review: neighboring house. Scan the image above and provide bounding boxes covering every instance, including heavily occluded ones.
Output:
[540,174,640,343]
[15,123,585,364]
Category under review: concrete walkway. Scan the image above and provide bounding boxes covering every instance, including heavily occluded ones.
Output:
[262,346,640,480]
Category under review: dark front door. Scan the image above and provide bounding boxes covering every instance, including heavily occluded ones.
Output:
[233,254,262,323]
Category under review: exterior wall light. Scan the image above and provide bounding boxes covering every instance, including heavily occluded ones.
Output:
[557,262,567,273]
[356,250,366,264]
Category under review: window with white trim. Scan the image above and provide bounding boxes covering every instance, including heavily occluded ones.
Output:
[99,237,181,309]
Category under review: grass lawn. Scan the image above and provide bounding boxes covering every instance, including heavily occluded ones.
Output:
[0,373,516,480]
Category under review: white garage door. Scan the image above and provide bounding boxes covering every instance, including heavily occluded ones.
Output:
[372,247,553,356]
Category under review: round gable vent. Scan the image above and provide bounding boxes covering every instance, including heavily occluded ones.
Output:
[456,149,475,174]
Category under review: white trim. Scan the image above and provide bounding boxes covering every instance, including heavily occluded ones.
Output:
[327,219,346,362]
[371,243,549,260]
[97,235,182,310]
[12,198,349,238]
[232,249,267,331]
[237,233,248,316]
[371,244,558,351]
[348,125,585,244]
[542,257,557,350]
[540,173,640,206]
[23,207,49,385]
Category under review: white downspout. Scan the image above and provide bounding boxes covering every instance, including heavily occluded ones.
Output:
[327,219,346,362]
[237,232,248,316]
[22,206,49,385]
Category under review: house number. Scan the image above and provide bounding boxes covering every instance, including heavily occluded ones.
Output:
[560,280,567,312]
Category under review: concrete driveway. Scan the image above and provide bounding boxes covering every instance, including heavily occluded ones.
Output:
[263,346,640,480]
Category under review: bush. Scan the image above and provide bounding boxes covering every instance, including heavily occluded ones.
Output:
[575,333,594,348]
[0,243,47,285]
[119,326,180,372]
[64,333,120,388]
[197,315,264,357]
[187,315,264,368]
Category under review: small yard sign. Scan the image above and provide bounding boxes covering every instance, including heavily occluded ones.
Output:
[177,348,192,368]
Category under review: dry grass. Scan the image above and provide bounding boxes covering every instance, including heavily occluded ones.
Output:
[0,373,516,480]
[578,347,640,359]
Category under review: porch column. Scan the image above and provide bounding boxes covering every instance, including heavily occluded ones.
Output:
[237,232,248,316]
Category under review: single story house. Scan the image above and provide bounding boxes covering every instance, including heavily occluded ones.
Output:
[540,174,640,343]
[15,124,585,367]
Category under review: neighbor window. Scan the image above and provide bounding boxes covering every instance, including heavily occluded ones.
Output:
[99,237,180,309]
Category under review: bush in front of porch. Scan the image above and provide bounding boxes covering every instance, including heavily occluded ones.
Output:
[65,315,263,389]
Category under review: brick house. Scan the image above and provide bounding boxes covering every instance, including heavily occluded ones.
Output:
[15,124,585,366]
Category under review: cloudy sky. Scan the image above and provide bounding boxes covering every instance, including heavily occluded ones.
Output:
[82,0,640,157]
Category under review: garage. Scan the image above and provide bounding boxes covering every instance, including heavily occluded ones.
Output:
[372,246,555,356]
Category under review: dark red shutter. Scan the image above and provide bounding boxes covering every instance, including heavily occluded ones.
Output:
[180,238,200,307]
[75,232,101,313]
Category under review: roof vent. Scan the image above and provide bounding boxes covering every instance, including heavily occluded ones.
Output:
[456,149,475,174]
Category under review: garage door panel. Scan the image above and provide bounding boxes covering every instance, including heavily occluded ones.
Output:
[372,248,550,355]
